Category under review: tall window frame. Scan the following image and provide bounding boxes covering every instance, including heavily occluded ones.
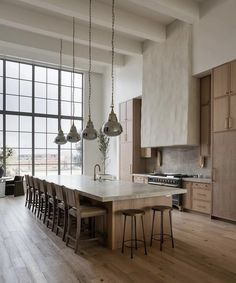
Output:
[0,58,83,176]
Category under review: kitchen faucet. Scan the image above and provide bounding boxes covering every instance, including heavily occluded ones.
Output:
[94,164,101,181]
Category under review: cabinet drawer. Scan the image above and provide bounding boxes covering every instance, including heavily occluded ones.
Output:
[192,200,211,214]
[133,176,145,184]
[192,188,211,202]
[192,182,211,190]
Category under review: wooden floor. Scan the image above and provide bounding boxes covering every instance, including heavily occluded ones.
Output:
[0,196,236,283]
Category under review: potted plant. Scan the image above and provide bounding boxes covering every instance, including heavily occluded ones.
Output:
[97,129,110,175]
[0,147,13,178]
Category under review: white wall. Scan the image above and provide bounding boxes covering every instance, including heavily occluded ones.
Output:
[83,72,104,176]
[193,0,236,75]
[102,55,143,177]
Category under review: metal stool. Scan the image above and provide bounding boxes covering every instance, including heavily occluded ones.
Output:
[150,205,174,251]
[121,209,147,259]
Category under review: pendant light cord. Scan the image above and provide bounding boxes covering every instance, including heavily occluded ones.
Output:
[111,0,115,109]
[88,0,92,120]
[72,17,75,122]
[59,39,62,130]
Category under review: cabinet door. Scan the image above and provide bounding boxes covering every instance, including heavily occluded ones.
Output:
[213,96,229,132]
[126,120,133,143]
[213,64,229,98]
[120,121,127,143]
[120,102,126,122]
[182,182,192,210]
[229,94,236,130]
[126,100,133,121]
[120,142,133,181]
[201,104,210,155]
[230,60,236,95]
[212,132,236,221]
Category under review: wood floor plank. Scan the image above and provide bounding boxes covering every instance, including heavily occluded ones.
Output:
[0,196,236,283]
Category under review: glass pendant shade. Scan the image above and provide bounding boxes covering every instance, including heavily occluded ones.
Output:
[82,118,97,140]
[67,123,81,143]
[54,128,67,145]
[102,108,123,137]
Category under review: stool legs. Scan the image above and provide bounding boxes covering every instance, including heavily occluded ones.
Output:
[134,216,138,250]
[131,216,134,259]
[169,210,174,248]
[141,215,147,255]
[160,211,163,251]
[150,210,155,247]
[121,215,127,253]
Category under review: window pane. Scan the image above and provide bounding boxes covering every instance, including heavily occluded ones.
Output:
[74,73,82,88]
[0,115,2,131]
[19,148,32,164]
[61,71,71,86]
[35,82,46,98]
[74,103,82,117]
[47,84,58,100]
[35,133,46,148]
[47,118,58,133]
[72,149,82,166]
[35,117,46,132]
[0,77,3,93]
[47,166,58,175]
[0,131,3,147]
[74,120,82,132]
[19,165,32,175]
[6,115,19,131]
[61,101,71,116]
[6,95,19,111]
[0,60,3,76]
[74,88,82,103]
[47,69,58,84]
[6,61,19,78]
[20,64,32,80]
[61,150,71,164]
[61,86,71,101]
[20,133,32,148]
[20,116,32,132]
[20,97,32,112]
[6,148,18,165]
[35,66,46,82]
[47,99,58,115]
[47,149,58,164]
[6,132,19,148]
[35,149,46,164]
[6,78,19,95]
[6,165,20,177]
[20,80,32,96]
[47,133,57,149]
[0,94,3,111]
[35,165,46,176]
[35,98,46,114]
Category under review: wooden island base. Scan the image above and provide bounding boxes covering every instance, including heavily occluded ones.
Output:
[99,195,172,250]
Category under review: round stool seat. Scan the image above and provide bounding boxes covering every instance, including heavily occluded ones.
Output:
[122,209,145,216]
[152,205,172,211]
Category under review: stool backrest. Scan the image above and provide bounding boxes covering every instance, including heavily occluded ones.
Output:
[38,179,46,193]
[63,186,77,208]
[25,175,29,187]
[14,175,24,182]
[32,177,39,191]
[46,181,55,198]
[54,183,64,202]
[74,190,81,210]
[28,176,33,188]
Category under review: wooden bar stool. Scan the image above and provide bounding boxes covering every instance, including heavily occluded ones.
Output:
[46,182,57,231]
[32,177,40,214]
[24,175,32,208]
[37,179,47,220]
[121,209,147,259]
[65,188,107,254]
[150,205,174,251]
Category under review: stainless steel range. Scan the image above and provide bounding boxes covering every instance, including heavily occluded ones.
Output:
[148,173,196,210]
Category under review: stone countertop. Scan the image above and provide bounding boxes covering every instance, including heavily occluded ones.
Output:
[40,175,187,203]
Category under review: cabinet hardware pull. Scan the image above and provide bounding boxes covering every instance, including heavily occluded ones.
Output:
[224,117,229,129]
[212,168,216,182]
[228,117,233,129]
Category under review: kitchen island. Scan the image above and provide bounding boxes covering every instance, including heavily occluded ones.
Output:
[41,175,186,249]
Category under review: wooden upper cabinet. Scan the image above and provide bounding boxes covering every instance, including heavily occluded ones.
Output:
[126,120,133,142]
[213,64,229,98]
[229,95,236,130]
[213,96,229,132]
[230,60,236,95]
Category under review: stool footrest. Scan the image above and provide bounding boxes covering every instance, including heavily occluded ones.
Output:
[123,239,146,249]
[151,233,173,242]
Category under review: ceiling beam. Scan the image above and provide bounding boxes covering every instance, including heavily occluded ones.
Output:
[0,2,141,56]
[128,0,199,24]
[14,0,166,42]
[0,26,125,67]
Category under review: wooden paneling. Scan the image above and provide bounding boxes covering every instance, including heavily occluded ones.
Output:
[201,104,210,155]
[229,94,236,130]
[120,142,132,182]
[182,181,192,210]
[213,64,229,98]
[212,131,236,221]
[126,120,133,142]
[230,60,236,94]
[201,75,211,105]
[213,96,229,132]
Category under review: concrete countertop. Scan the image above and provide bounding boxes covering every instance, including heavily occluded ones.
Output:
[39,175,187,202]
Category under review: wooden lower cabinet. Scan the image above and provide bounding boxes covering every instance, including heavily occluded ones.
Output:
[183,181,212,214]
[212,131,236,221]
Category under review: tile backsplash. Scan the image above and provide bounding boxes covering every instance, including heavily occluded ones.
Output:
[145,147,211,178]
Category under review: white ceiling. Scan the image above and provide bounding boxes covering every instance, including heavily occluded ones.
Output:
[0,0,210,71]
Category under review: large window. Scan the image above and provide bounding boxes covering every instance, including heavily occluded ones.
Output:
[0,59,83,176]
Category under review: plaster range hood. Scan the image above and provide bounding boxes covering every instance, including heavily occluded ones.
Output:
[141,20,199,148]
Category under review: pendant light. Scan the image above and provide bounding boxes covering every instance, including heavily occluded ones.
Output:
[67,17,81,143]
[102,0,123,137]
[82,0,97,140]
[54,40,67,145]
